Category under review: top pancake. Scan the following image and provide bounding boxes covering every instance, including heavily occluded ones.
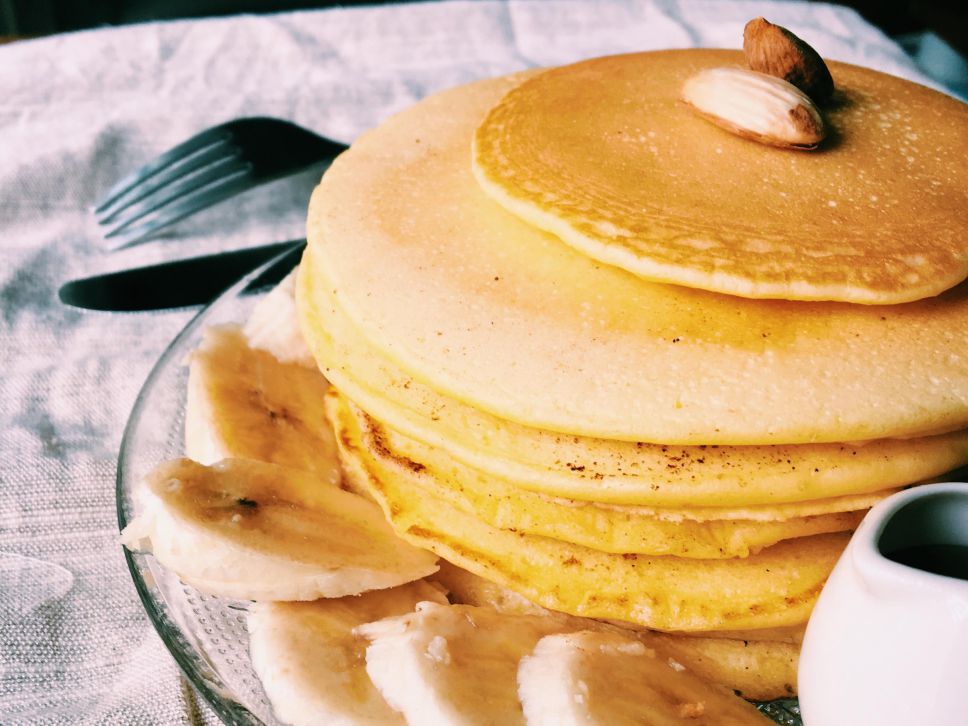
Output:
[305,70,968,444]
[473,50,968,304]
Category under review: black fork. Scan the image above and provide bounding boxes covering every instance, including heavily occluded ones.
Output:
[94,117,347,249]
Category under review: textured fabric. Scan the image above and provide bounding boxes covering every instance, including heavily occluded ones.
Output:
[0,2,931,723]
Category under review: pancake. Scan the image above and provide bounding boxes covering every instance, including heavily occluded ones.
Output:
[298,259,968,507]
[647,632,798,702]
[431,561,807,641]
[474,50,968,304]
[333,413,849,632]
[431,561,799,700]
[329,388,862,558]
[303,73,968,445]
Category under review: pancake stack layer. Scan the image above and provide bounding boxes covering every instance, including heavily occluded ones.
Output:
[296,49,968,668]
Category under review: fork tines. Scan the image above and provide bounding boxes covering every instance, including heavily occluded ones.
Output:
[95,126,255,249]
[94,118,347,250]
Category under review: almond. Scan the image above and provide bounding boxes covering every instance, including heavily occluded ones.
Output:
[681,67,826,150]
[743,17,834,104]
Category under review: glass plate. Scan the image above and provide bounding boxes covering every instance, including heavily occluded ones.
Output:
[115,251,802,726]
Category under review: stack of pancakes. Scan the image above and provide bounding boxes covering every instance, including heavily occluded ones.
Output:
[296,49,968,686]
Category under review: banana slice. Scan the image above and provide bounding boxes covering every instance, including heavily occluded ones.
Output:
[244,270,317,368]
[120,458,438,600]
[357,602,576,725]
[249,580,447,726]
[185,325,340,486]
[518,630,771,725]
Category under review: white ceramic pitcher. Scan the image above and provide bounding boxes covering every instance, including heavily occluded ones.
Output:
[798,482,968,726]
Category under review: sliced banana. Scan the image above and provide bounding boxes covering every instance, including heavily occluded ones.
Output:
[121,458,438,600]
[249,580,447,726]
[185,325,340,487]
[518,630,771,726]
[244,270,317,368]
[357,602,576,725]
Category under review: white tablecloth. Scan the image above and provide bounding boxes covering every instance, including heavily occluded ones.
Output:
[0,1,932,723]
